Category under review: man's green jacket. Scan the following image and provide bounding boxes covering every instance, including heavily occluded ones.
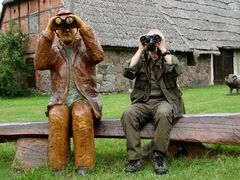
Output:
[123,55,185,118]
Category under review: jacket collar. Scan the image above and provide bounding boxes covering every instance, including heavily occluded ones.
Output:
[147,55,162,67]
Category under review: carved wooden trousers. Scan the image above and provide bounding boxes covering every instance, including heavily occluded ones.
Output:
[48,101,95,171]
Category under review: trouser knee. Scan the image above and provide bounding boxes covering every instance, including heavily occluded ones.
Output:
[121,108,140,131]
[72,101,93,127]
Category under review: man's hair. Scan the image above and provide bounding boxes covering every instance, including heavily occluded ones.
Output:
[147,29,162,36]
[56,9,74,17]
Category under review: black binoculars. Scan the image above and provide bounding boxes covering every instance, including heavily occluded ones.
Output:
[140,34,161,51]
[53,16,78,30]
[140,34,161,44]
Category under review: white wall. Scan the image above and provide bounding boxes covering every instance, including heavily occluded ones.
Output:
[234,51,240,75]
[0,0,3,13]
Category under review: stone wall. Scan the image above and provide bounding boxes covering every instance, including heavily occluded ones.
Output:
[97,48,135,93]
[36,47,211,93]
[177,54,211,87]
[36,70,51,93]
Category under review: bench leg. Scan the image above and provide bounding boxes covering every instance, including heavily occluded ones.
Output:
[142,141,209,158]
[12,137,48,170]
[182,142,215,157]
[169,141,215,157]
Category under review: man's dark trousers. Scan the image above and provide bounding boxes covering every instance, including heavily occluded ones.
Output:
[121,98,173,160]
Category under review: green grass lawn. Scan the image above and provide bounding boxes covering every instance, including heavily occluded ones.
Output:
[0,85,240,179]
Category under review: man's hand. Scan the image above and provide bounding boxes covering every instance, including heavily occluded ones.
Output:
[155,33,172,64]
[46,16,57,32]
[70,15,87,30]
[129,38,148,68]
[138,41,148,53]
[155,33,166,53]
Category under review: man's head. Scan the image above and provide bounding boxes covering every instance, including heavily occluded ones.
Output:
[55,9,78,46]
[145,29,163,59]
[147,29,162,36]
[146,29,162,51]
[140,29,162,52]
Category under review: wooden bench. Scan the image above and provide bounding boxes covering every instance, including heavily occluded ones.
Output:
[1,113,240,169]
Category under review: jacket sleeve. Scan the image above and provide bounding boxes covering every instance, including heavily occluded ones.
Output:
[79,25,104,65]
[34,30,55,70]
[122,59,139,80]
[164,55,183,77]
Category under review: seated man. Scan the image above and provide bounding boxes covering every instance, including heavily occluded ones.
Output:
[121,29,184,175]
[34,9,104,175]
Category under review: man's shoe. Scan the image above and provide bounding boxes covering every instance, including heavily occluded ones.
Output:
[154,155,168,175]
[125,160,144,173]
[75,167,89,175]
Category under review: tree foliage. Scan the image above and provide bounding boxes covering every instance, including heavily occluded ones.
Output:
[0,21,27,97]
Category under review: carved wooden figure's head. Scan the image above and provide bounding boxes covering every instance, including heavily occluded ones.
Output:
[55,10,78,46]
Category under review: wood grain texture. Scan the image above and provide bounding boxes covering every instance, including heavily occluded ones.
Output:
[1,113,240,146]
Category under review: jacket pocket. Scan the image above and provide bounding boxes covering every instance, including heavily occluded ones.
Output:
[166,88,181,100]
[135,72,148,89]
[164,75,177,89]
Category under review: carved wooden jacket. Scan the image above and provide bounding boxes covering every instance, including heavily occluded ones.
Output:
[35,26,104,120]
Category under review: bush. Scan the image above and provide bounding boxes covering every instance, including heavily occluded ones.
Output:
[0,21,27,97]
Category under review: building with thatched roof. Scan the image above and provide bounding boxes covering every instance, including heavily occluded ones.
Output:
[1,0,240,92]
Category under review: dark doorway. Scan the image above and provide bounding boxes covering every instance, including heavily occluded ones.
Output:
[26,58,36,88]
[213,50,233,84]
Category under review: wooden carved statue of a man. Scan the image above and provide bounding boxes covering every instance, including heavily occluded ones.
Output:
[34,9,104,175]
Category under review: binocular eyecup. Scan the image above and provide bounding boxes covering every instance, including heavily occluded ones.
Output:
[53,16,78,30]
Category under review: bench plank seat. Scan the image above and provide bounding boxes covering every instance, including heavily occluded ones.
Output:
[1,113,240,170]
[1,113,240,146]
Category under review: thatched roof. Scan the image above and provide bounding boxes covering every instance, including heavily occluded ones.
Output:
[63,0,240,54]
[158,0,240,53]
[1,0,239,54]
